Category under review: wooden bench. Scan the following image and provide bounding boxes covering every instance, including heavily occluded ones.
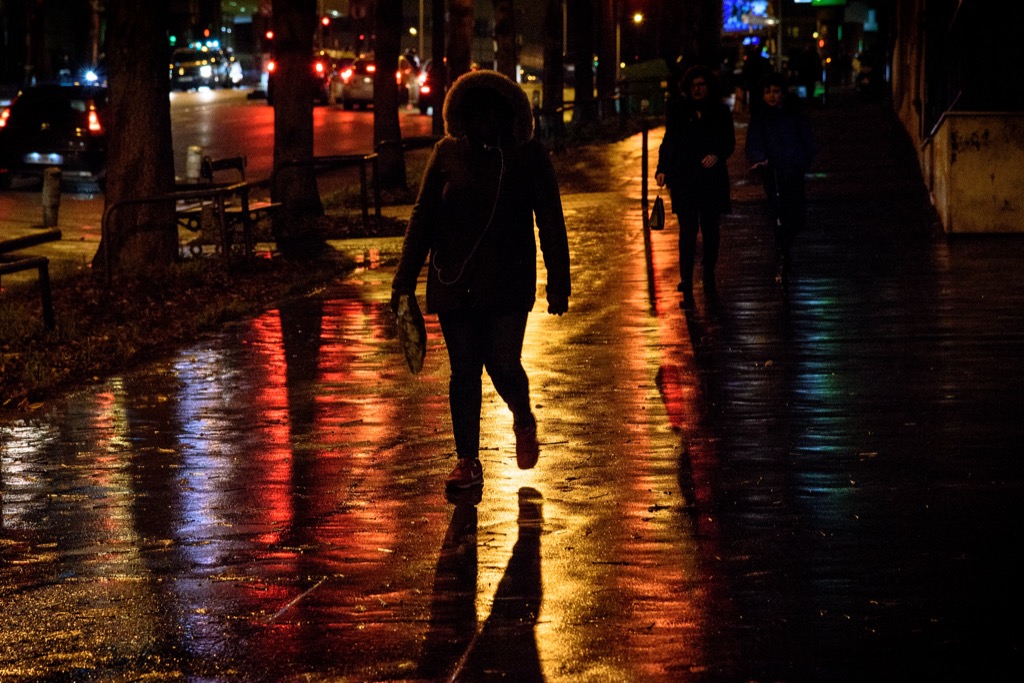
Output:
[0,228,62,329]
[102,183,268,284]
[176,155,282,254]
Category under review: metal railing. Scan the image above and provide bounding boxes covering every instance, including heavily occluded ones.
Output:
[275,152,384,231]
[101,181,260,285]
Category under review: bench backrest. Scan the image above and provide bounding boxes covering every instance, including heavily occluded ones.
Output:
[200,155,247,183]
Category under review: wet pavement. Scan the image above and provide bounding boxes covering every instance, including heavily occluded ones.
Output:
[3,99,1024,681]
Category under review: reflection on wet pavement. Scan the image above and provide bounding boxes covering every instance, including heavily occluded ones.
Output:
[4,104,1024,679]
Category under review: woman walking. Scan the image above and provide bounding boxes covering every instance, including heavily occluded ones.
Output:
[656,65,736,308]
[391,70,572,493]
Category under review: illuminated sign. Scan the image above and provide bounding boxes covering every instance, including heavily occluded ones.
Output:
[723,1,770,32]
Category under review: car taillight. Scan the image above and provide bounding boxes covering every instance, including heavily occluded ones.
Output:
[420,84,431,95]
[341,67,353,83]
[314,61,325,75]
[88,107,102,133]
[366,64,376,74]
[266,60,277,74]
[0,108,8,129]
[395,70,402,85]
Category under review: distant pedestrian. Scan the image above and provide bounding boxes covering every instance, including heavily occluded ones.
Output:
[656,65,736,308]
[745,72,816,284]
[391,70,572,494]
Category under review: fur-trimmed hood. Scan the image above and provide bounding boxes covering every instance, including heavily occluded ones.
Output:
[442,69,535,147]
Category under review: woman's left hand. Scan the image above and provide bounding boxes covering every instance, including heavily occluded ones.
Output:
[547,295,568,316]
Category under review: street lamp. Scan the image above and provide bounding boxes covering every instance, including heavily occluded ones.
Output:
[615,3,645,81]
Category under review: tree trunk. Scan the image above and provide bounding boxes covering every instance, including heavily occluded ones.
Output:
[492,0,517,79]
[92,0,177,276]
[673,0,724,69]
[595,0,615,112]
[270,0,326,258]
[542,0,565,140]
[431,0,446,136]
[88,0,103,66]
[374,0,407,188]
[448,0,473,81]
[568,0,596,128]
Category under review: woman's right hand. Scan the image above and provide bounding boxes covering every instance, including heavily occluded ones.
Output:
[390,289,412,315]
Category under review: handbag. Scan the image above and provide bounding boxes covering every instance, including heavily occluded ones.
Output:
[649,194,665,230]
[394,293,426,374]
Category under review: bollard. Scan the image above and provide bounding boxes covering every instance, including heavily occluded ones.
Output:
[42,167,62,227]
[186,145,204,183]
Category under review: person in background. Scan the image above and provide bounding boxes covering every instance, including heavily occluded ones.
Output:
[656,65,736,309]
[391,70,571,494]
[745,71,816,285]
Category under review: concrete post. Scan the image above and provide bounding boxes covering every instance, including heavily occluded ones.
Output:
[42,167,61,227]
[186,145,204,183]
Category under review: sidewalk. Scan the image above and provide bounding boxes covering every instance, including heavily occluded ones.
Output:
[2,99,1023,681]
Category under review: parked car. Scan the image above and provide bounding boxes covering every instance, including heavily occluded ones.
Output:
[169,47,234,90]
[416,59,446,115]
[397,54,420,107]
[338,56,419,110]
[326,56,356,103]
[266,49,351,105]
[339,58,377,109]
[0,84,108,189]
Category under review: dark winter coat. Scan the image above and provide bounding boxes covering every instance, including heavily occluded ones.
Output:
[745,100,816,172]
[656,96,736,214]
[392,70,571,315]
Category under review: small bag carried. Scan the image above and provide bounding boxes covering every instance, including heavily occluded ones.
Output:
[394,293,426,374]
[649,194,665,230]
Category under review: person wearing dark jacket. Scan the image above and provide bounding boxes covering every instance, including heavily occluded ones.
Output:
[391,69,572,492]
[745,71,816,281]
[656,65,736,308]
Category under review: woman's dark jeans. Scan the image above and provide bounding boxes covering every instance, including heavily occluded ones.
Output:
[678,208,721,293]
[438,309,532,460]
[761,166,807,257]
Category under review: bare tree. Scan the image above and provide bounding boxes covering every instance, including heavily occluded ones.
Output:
[270,0,326,257]
[492,0,517,79]
[93,0,177,275]
[568,0,596,127]
[374,0,407,188]
[670,0,724,69]
[88,0,103,67]
[448,0,473,80]
[595,0,615,109]
[431,0,447,136]
[541,0,565,140]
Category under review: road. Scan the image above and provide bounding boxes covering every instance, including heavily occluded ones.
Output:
[0,87,434,235]
[167,88,435,179]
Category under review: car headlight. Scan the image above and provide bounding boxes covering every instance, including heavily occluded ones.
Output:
[200,65,213,78]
